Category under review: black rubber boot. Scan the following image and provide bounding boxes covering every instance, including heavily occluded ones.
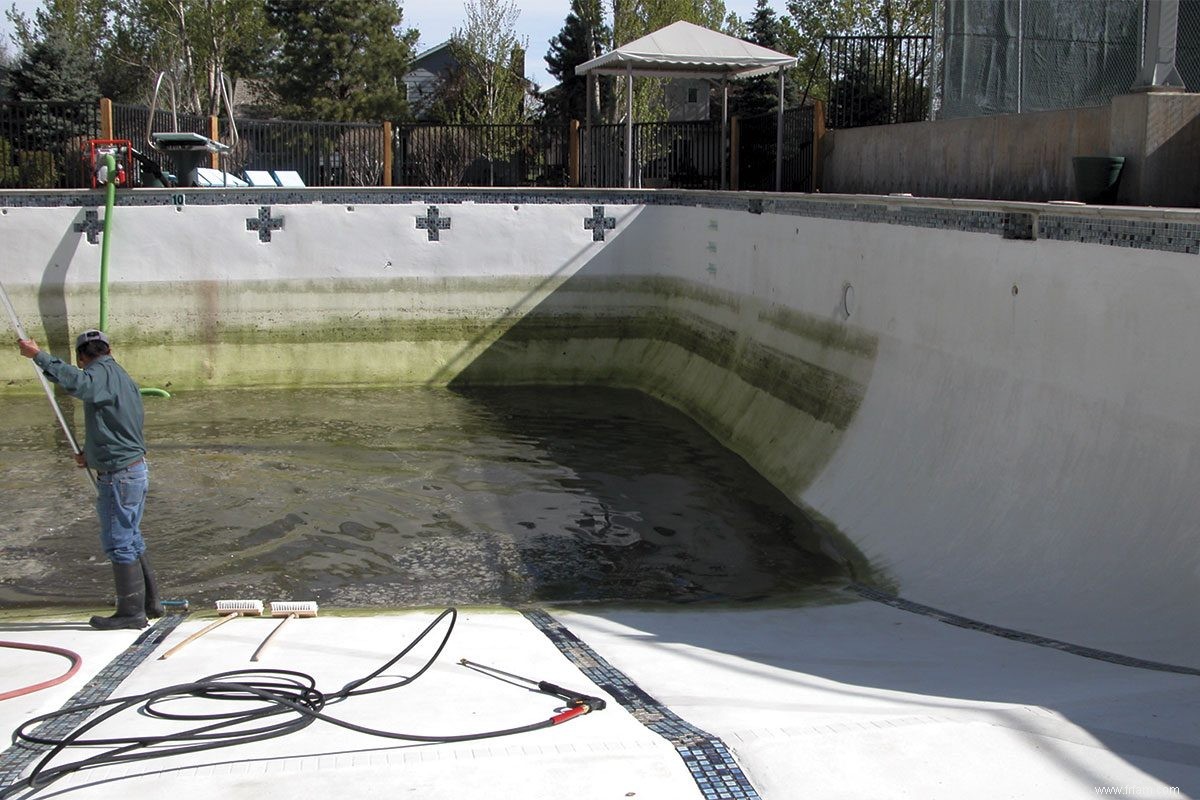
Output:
[140,553,164,619]
[90,561,148,630]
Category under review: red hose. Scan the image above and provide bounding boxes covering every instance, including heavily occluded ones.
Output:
[0,640,83,701]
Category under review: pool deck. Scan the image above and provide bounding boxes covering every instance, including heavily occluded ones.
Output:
[2,599,1197,800]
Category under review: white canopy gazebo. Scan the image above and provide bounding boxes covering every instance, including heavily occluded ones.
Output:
[575,20,799,190]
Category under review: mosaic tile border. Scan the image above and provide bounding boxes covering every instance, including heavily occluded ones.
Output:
[1039,215,1200,254]
[4,188,1200,257]
[851,584,1200,676]
[0,613,187,790]
[522,608,762,800]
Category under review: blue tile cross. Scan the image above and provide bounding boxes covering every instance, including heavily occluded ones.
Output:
[246,206,284,242]
[584,206,616,241]
[416,206,451,241]
[73,210,104,244]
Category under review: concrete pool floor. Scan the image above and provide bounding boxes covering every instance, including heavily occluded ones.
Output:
[2,597,1196,799]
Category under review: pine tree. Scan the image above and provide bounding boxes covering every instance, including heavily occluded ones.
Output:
[732,0,784,119]
[5,0,109,67]
[5,34,98,105]
[263,0,417,121]
[544,0,611,124]
[3,33,99,187]
[6,34,99,146]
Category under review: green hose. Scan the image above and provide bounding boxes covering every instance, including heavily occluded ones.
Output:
[97,153,170,400]
[98,154,115,333]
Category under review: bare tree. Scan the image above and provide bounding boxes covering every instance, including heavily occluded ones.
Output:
[339,128,386,186]
[448,0,529,125]
[405,128,475,186]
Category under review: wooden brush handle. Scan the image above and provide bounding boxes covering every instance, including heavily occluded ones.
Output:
[158,612,241,660]
[249,613,296,662]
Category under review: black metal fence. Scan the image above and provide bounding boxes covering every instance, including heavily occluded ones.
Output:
[824,35,932,128]
[223,118,385,187]
[2,99,816,192]
[0,100,101,188]
[394,123,570,187]
[582,120,723,189]
[738,106,815,192]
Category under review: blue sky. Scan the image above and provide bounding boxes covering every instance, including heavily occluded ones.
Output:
[1,0,767,88]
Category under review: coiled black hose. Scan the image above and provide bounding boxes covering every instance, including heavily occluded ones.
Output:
[2,608,602,799]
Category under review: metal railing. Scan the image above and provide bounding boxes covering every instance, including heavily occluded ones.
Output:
[824,35,932,128]
[0,100,101,188]
[111,102,209,184]
[737,106,815,192]
[112,102,209,147]
[394,123,570,187]
[582,120,723,189]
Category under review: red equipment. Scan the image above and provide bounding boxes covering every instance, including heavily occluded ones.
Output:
[86,138,132,188]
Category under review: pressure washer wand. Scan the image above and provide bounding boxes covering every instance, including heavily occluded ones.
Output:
[458,658,608,717]
[0,280,96,489]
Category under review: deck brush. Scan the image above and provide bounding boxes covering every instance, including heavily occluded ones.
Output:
[250,601,319,662]
[157,600,263,660]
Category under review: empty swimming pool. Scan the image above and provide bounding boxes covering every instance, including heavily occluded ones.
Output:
[1,187,1197,667]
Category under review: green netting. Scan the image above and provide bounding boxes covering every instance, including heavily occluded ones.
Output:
[939,0,1145,118]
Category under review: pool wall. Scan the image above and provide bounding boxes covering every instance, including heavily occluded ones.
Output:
[2,188,1198,665]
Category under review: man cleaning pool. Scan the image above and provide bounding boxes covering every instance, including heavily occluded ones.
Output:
[17,329,163,630]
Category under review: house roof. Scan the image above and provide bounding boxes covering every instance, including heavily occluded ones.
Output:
[410,40,453,66]
[575,20,797,79]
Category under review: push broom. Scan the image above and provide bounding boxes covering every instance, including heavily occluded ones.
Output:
[250,601,318,662]
[158,600,263,660]
[0,279,95,489]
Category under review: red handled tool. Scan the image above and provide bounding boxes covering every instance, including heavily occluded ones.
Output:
[458,658,608,721]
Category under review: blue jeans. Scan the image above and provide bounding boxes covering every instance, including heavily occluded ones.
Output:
[96,461,148,565]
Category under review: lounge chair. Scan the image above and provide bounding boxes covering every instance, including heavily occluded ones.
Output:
[191,167,249,187]
[271,170,305,187]
[243,170,279,187]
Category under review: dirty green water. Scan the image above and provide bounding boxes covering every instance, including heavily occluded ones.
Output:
[0,387,849,609]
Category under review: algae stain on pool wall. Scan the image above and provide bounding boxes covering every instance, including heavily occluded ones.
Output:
[200,278,220,381]
[447,274,879,493]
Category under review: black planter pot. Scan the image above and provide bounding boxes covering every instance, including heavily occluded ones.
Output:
[1072,156,1125,204]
